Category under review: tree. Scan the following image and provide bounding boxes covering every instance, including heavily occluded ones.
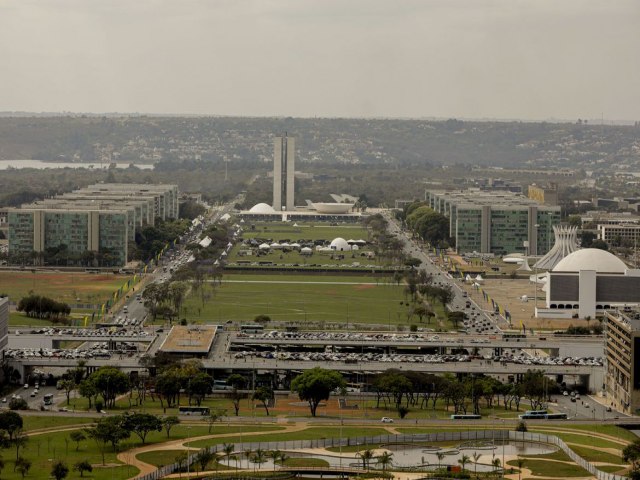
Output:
[591,239,609,251]
[521,370,547,411]
[85,416,130,464]
[623,440,640,479]
[206,410,225,434]
[436,451,445,470]
[290,368,346,417]
[227,374,247,416]
[458,454,470,472]
[188,372,213,406]
[60,379,75,405]
[123,413,163,445]
[78,380,98,409]
[0,411,23,441]
[268,450,281,471]
[492,458,502,476]
[15,456,31,478]
[472,452,481,478]
[73,460,93,478]
[162,416,180,438]
[516,458,525,480]
[12,428,28,461]
[356,449,374,470]
[377,451,394,472]
[51,461,69,480]
[87,367,130,408]
[195,450,215,471]
[69,431,86,451]
[253,386,274,416]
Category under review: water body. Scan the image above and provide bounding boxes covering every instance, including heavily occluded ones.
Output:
[0,160,154,170]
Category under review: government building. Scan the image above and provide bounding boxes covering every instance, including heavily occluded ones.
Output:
[424,189,561,255]
[7,183,178,267]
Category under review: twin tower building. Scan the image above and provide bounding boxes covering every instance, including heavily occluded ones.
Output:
[273,134,295,211]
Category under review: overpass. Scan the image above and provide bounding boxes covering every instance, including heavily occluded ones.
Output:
[10,355,603,390]
[230,334,603,357]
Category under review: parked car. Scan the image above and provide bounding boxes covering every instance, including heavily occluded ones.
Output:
[381,417,394,423]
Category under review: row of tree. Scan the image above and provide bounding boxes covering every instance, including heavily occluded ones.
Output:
[402,202,452,248]
[16,295,71,321]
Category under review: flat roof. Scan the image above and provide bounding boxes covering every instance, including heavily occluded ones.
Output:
[427,189,560,210]
[159,325,218,354]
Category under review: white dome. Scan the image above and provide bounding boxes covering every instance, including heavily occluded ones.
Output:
[249,203,276,214]
[312,202,354,214]
[552,248,627,273]
[330,237,351,251]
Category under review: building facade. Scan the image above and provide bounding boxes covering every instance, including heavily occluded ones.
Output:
[424,189,561,255]
[0,296,8,358]
[528,183,559,206]
[7,183,177,267]
[604,310,640,415]
[273,135,295,211]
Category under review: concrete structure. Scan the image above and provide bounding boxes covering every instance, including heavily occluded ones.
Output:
[528,183,559,206]
[312,203,354,214]
[7,183,178,267]
[424,189,561,255]
[604,309,640,415]
[540,249,640,319]
[0,297,8,358]
[598,224,640,248]
[273,134,295,211]
[534,226,580,270]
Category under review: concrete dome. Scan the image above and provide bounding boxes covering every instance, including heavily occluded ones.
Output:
[312,202,353,214]
[552,248,627,273]
[330,237,351,251]
[249,203,276,214]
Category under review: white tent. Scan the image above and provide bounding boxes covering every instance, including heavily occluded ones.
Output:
[465,274,473,283]
[220,213,231,222]
[475,274,484,282]
[352,244,359,251]
[300,247,313,255]
[280,242,290,248]
[270,242,282,249]
[290,243,301,249]
[258,243,270,250]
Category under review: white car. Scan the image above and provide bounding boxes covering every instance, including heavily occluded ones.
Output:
[381,417,394,423]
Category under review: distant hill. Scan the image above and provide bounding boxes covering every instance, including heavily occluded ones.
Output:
[0,116,638,171]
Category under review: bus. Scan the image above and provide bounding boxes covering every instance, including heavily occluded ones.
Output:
[518,409,548,419]
[43,394,54,405]
[543,413,568,420]
[240,324,264,334]
[450,414,481,420]
[502,333,526,341]
[178,406,211,416]
[213,379,233,391]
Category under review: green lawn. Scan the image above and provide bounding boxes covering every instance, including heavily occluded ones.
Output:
[530,430,624,450]
[569,445,623,464]
[23,415,96,431]
[597,465,628,473]
[520,449,574,462]
[9,311,56,326]
[0,271,127,306]
[180,273,448,327]
[562,424,638,443]
[282,457,330,467]
[240,223,370,242]
[508,459,591,477]
[186,427,389,449]
[136,449,187,468]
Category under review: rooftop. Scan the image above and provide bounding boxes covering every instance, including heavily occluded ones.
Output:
[159,325,218,354]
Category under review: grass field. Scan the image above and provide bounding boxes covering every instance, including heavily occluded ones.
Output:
[181,273,447,327]
[0,271,126,304]
[240,223,370,242]
[507,459,591,477]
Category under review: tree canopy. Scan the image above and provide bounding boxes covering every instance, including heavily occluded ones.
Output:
[291,368,346,417]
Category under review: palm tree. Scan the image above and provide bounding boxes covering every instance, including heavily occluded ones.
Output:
[377,451,394,472]
[492,458,502,478]
[279,453,289,468]
[253,448,266,472]
[243,448,252,470]
[356,449,375,471]
[228,454,238,470]
[472,452,482,478]
[436,451,445,470]
[222,443,235,459]
[516,458,525,480]
[270,450,282,471]
[458,454,470,472]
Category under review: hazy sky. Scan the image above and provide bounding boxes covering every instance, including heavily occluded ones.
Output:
[1,0,638,120]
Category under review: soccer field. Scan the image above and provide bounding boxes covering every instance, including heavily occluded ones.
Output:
[181,273,438,326]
